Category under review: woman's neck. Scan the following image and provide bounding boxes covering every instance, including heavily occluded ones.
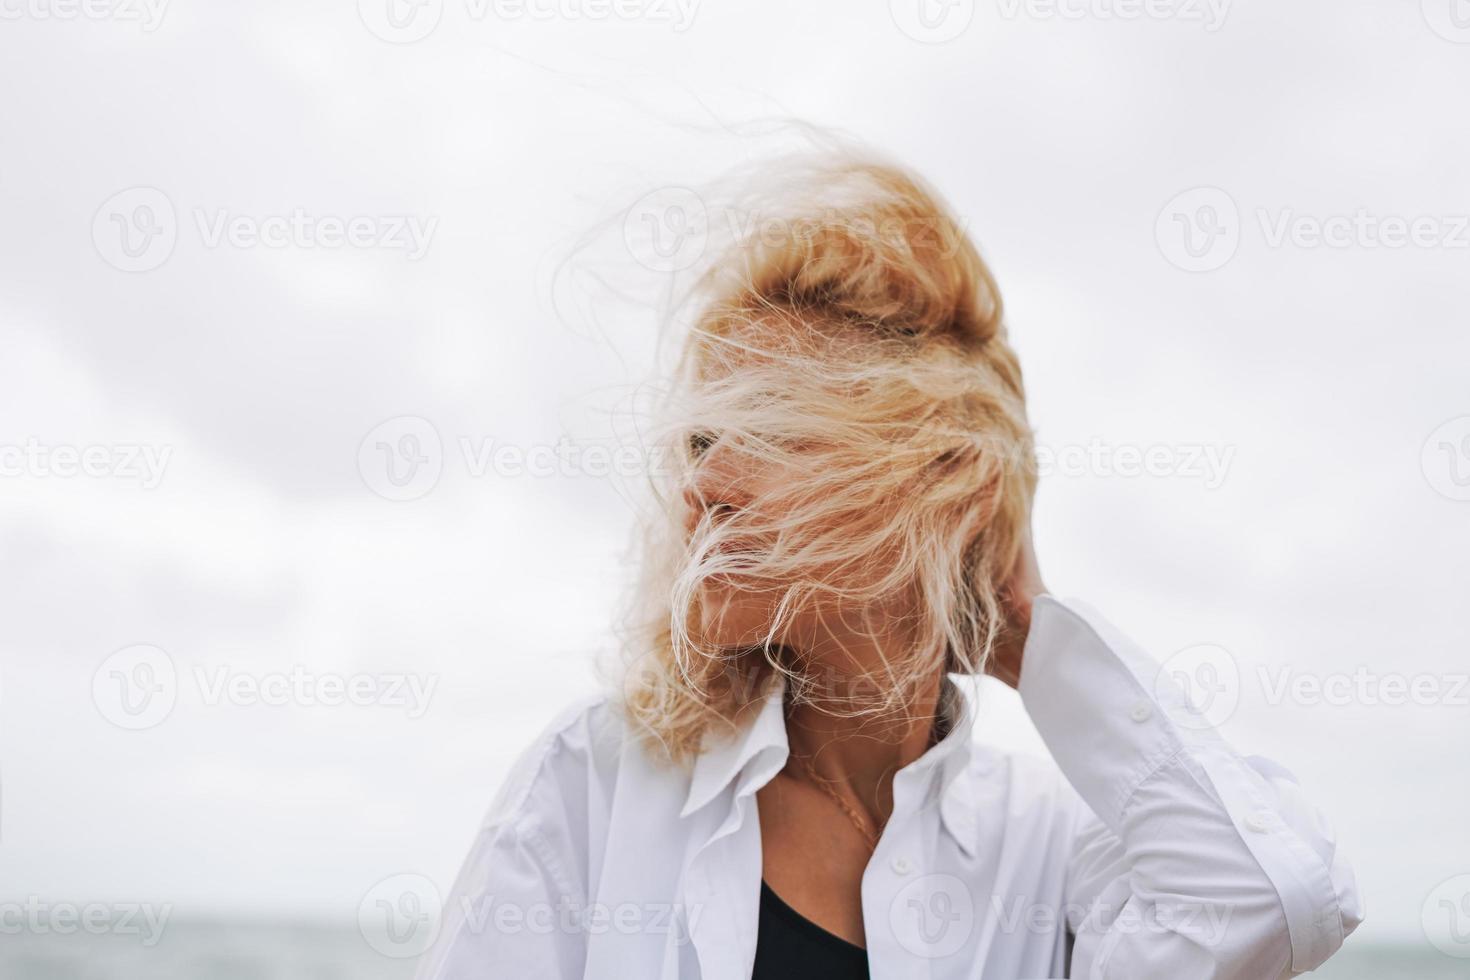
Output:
[780,670,944,828]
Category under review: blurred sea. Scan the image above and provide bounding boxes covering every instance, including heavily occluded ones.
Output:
[0,923,1461,979]
[0,922,411,980]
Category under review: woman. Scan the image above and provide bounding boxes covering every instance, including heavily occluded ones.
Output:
[416,151,1362,978]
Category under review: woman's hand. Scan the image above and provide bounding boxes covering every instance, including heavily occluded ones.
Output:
[984,521,1047,689]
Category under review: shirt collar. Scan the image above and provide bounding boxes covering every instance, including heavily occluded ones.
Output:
[679,672,982,857]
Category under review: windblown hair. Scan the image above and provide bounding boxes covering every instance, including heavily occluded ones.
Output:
[615,147,1037,764]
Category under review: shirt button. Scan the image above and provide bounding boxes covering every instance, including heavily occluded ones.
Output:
[890,856,913,875]
[1130,701,1153,722]
[1244,811,1271,833]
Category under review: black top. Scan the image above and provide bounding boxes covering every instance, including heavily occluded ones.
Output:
[751,879,870,979]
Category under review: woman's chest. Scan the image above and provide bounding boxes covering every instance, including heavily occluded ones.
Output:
[580,775,1075,980]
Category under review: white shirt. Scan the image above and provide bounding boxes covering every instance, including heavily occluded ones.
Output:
[416,595,1363,979]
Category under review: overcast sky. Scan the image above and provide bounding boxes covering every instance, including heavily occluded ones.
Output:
[2,0,1467,959]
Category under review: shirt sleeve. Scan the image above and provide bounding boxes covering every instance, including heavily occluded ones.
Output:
[1016,595,1364,979]
[413,812,586,980]
[413,704,599,980]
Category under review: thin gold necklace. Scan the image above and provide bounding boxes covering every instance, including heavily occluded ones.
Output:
[789,751,881,850]
[786,719,943,850]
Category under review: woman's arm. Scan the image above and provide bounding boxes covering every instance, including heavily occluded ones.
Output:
[1015,594,1364,977]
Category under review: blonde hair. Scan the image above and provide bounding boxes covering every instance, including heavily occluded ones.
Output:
[613,145,1037,764]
